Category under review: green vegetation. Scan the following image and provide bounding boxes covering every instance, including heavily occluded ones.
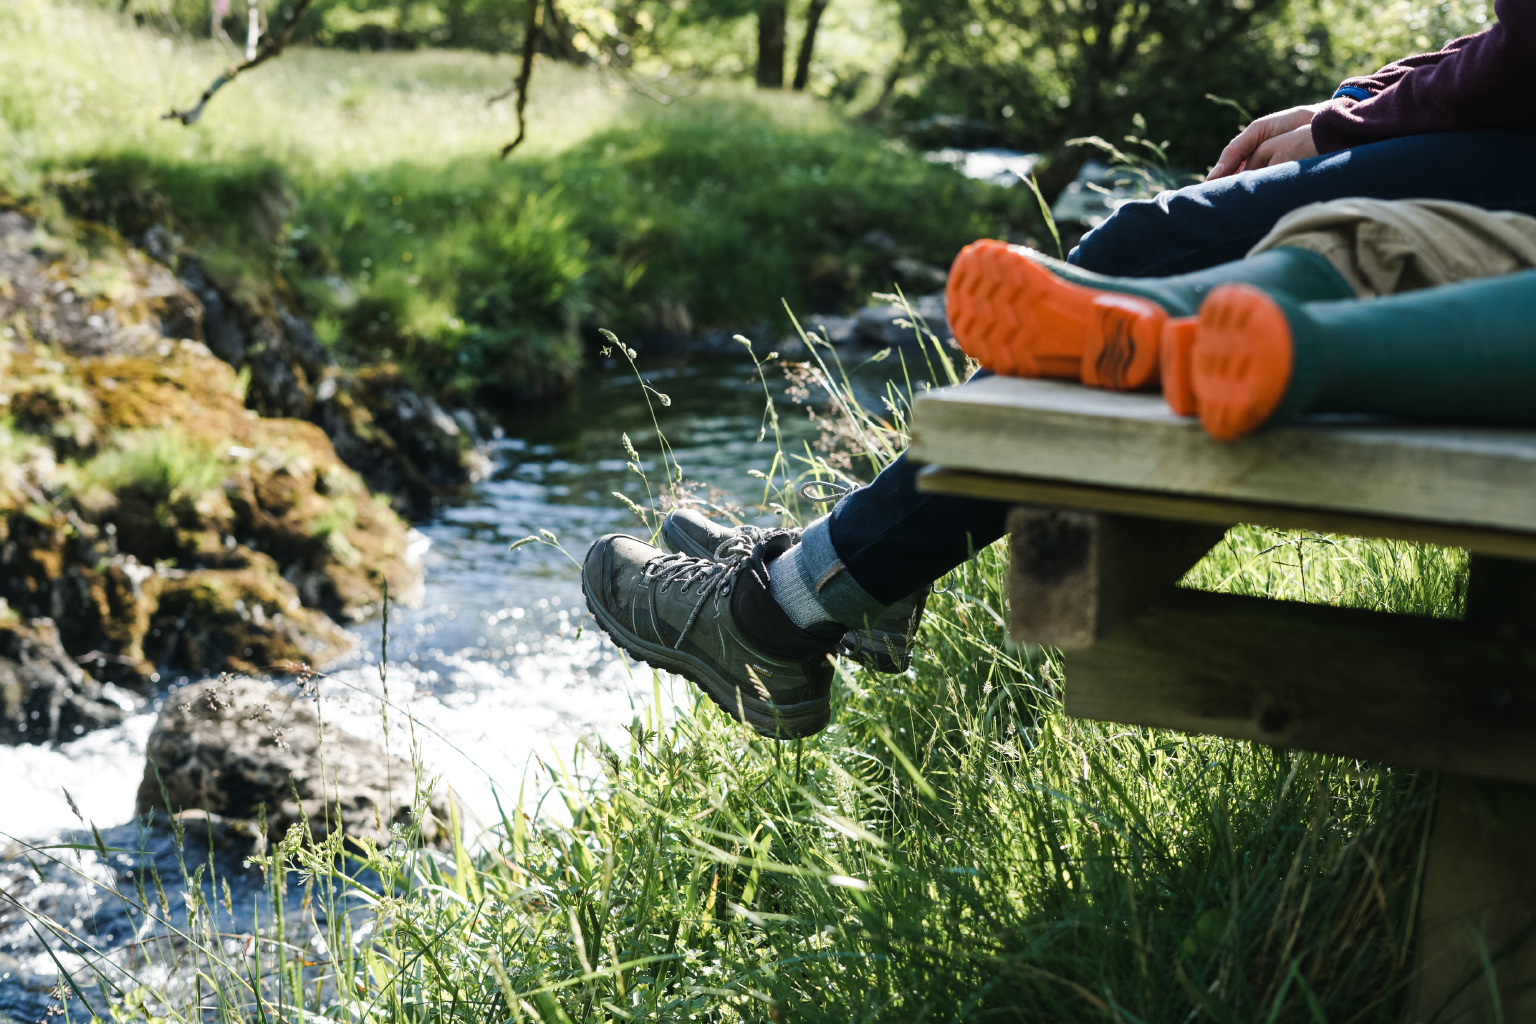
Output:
[82,0,1499,179]
[2,0,1499,1017]
[24,329,1466,1023]
[5,0,1499,399]
[76,427,230,507]
[888,0,1496,180]
[333,340,1452,1021]
[3,0,1026,401]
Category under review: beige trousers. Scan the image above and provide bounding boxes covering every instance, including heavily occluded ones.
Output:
[1247,198,1536,298]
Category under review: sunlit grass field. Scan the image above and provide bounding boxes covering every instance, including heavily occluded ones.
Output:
[0,0,633,183]
[2,0,1023,401]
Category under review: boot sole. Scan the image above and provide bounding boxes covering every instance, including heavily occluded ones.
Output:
[945,239,1167,389]
[1190,284,1294,440]
[580,574,831,739]
[1161,316,1200,416]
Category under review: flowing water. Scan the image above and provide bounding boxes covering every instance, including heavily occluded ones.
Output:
[0,347,921,1019]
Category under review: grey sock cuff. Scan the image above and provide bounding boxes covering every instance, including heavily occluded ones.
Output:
[794,516,889,628]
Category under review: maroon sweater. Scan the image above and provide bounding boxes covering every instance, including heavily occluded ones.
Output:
[1311,0,1536,153]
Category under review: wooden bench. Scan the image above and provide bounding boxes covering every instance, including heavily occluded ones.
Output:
[909,374,1536,1023]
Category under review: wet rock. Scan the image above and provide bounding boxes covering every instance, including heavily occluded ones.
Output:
[312,365,489,519]
[176,258,244,364]
[891,256,950,292]
[799,314,859,347]
[0,616,130,745]
[136,676,454,848]
[146,557,355,677]
[149,808,273,854]
[852,292,953,348]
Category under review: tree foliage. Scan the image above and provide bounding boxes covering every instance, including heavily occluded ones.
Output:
[112,0,1500,181]
[893,0,1319,184]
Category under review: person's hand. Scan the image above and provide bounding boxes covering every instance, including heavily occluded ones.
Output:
[1207,103,1326,180]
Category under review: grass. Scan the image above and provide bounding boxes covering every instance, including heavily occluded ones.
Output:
[0,4,1479,1017]
[5,313,1471,1024]
[74,427,230,508]
[1,0,1034,402]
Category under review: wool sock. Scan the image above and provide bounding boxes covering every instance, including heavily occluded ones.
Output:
[767,542,841,630]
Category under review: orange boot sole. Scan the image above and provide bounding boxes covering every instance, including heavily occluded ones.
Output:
[945,239,1166,388]
[1160,316,1199,416]
[1189,284,1295,441]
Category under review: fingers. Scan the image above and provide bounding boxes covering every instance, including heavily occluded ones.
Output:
[1207,106,1325,180]
[1208,125,1262,180]
[1245,135,1281,172]
[1245,125,1317,172]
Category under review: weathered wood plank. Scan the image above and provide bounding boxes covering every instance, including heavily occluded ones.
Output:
[1410,777,1536,1024]
[909,376,1536,534]
[1007,507,1223,648]
[1409,557,1536,1023]
[1065,589,1536,784]
[918,467,1536,561]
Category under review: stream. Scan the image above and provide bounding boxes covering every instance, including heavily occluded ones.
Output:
[0,347,919,1020]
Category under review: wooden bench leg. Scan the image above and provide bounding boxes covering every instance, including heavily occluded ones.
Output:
[1006,505,1225,649]
[1410,556,1536,1023]
[1410,776,1536,1022]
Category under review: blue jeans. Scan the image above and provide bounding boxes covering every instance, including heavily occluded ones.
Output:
[792,131,1536,623]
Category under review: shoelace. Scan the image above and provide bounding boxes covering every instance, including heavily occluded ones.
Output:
[641,532,762,650]
[796,480,852,504]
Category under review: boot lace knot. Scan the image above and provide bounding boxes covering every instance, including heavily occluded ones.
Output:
[641,532,764,649]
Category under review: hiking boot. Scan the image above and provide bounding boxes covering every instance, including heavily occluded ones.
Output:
[582,529,840,738]
[660,508,928,674]
[945,241,1355,390]
[1190,270,1536,440]
[660,508,803,558]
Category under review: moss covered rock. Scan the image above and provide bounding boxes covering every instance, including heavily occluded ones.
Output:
[0,202,424,694]
[146,557,354,676]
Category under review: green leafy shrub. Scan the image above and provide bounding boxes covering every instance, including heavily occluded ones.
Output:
[544,96,1019,332]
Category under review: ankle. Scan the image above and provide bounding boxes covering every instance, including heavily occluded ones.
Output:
[766,543,843,633]
[730,540,843,655]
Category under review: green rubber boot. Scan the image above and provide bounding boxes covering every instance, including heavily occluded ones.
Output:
[1190,270,1536,440]
[946,241,1356,389]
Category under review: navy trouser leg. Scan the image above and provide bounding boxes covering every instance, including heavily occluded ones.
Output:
[826,451,1011,605]
[805,131,1536,612]
[1069,131,1536,276]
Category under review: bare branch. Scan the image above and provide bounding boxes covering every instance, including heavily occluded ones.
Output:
[498,0,544,158]
[162,0,317,126]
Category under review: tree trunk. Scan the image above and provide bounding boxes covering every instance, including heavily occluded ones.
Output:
[541,0,581,62]
[791,0,830,91]
[756,0,787,88]
[858,31,909,122]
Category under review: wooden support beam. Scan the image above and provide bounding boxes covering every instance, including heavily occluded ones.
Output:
[920,466,1536,562]
[1409,776,1536,1023]
[1007,506,1223,648]
[1409,557,1536,1023]
[1065,589,1536,785]
[910,375,1536,536]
